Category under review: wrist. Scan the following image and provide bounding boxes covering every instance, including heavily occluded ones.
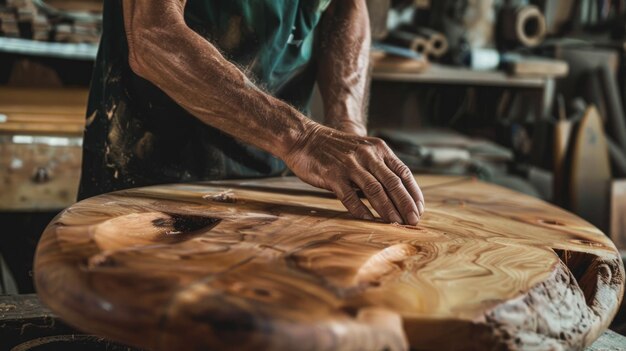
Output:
[324,102,367,136]
[277,116,323,160]
[327,119,367,136]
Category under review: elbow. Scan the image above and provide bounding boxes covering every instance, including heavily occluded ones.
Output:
[126,29,159,81]
[126,24,183,82]
[127,39,147,79]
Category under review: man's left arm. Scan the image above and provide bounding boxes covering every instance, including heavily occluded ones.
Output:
[317,0,371,137]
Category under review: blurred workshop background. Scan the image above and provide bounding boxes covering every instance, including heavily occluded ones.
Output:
[1,0,626,349]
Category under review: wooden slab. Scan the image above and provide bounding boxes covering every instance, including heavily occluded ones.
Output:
[553,118,572,205]
[501,55,569,77]
[611,179,626,251]
[34,176,625,351]
[371,55,429,74]
[567,106,612,232]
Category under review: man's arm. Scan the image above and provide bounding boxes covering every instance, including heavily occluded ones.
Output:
[317,0,371,137]
[123,0,425,224]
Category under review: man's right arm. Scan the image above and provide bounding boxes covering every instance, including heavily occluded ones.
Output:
[122,0,424,225]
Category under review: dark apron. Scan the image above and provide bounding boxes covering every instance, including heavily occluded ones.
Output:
[78,0,331,200]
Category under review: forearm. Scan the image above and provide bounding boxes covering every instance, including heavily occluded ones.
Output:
[122,0,424,225]
[123,1,313,159]
[317,0,371,136]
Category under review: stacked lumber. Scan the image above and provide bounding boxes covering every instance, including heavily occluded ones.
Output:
[0,0,101,43]
[0,6,19,37]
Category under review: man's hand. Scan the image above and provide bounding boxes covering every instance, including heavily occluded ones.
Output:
[284,123,425,225]
[123,0,424,224]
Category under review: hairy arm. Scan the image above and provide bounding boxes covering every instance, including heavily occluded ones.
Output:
[317,0,371,137]
[123,0,308,158]
[123,0,425,224]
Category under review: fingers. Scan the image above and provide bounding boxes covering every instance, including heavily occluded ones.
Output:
[368,161,421,225]
[290,130,424,225]
[350,169,404,224]
[333,182,375,221]
[384,155,425,217]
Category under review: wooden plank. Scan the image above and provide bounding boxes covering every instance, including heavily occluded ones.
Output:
[568,106,612,232]
[553,118,572,205]
[0,87,88,112]
[608,139,626,177]
[0,87,88,135]
[501,55,569,77]
[0,113,85,123]
[371,55,429,74]
[44,0,103,12]
[372,63,546,88]
[611,179,626,251]
[0,122,84,135]
[34,176,624,351]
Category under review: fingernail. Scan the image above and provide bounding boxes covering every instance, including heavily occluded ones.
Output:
[418,201,425,216]
[391,214,403,224]
[407,211,419,225]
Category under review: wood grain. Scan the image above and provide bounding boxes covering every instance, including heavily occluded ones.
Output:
[34,176,625,351]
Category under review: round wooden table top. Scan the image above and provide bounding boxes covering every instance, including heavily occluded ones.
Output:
[34,176,624,351]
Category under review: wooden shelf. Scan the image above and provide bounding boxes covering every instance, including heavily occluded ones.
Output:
[372,63,548,88]
[0,87,88,135]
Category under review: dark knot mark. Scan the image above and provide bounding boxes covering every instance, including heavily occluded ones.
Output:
[153,213,222,239]
[537,219,564,226]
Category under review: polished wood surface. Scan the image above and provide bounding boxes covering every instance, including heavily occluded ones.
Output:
[34,176,625,351]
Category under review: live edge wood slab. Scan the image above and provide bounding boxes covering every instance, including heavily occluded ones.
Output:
[34,176,625,351]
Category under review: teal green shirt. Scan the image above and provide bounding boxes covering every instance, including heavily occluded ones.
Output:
[79,0,331,200]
